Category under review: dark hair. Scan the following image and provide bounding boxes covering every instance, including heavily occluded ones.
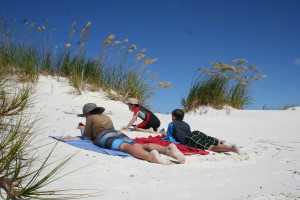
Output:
[89,108,102,115]
[129,103,139,107]
[171,109,184,121]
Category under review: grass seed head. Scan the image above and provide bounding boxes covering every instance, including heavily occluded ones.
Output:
[135,54,145,60]
[258,75,267,78]
[84,21,91,30]
[79,43,85,50]
[104,34,116,46]
[236,66,248,71]
[150,72,158,77]
[113,41,121,45]
[230,59,239,63]
[140,48,147,53]
[130,45,137,50]
[143,58,158,65]
[70,30,75,38]
[29,23,36,30]
[72,22,77,28]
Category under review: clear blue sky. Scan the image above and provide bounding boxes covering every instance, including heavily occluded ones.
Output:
[2,0,300,113]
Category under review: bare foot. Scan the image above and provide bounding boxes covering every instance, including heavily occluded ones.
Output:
[232,144,247,155]
[150,150,173,165]
[167,143,185,164]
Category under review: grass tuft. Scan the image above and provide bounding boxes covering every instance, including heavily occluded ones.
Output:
[182,59,266,111]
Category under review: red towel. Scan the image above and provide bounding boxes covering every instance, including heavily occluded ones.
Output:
[134,135,209,156]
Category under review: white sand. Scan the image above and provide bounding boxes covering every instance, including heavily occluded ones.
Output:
[29,76,300,199]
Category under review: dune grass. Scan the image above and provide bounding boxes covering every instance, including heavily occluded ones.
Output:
[0,16,171,104]
[182,59,266,111]
[181,75,229,110]
[0,73,100,199]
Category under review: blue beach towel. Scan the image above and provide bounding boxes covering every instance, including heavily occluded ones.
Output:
[50,136,133,157]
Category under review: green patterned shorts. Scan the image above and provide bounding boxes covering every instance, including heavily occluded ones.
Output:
[184,130,219,150]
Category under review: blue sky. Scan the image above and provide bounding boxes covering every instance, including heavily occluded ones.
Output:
[1,0,300,113]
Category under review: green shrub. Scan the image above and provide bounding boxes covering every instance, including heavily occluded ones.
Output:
[182,59,266,111]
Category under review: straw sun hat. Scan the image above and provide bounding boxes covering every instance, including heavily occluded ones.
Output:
[125,98,139,105]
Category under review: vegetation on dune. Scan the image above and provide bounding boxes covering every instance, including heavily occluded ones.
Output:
[181,59,267,111]
[0,16,171,106]
[0,73,99,199]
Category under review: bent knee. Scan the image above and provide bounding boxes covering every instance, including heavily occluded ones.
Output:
[207,145,216,151]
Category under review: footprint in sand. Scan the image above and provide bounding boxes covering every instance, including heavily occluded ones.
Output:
[280,157,294,164]
[272,170,300,180]
[206,173,229,187]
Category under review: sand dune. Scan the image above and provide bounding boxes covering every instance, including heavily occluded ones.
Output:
[30,76,300,200]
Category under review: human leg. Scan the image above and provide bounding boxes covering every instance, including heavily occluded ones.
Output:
[184,131,219,150]
[149,116,160,132]
[166,143,185,164]
[99,131,185,164]
[208,144,232,152]
[133,126,154,133]
[232,144,247,155]
[119,143,173,165]
[140,143,185,164]
[135,116,160,133]
[208,144,247,155]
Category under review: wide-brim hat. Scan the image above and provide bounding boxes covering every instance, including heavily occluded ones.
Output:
[125,98,139,105]
[77,103,105,117]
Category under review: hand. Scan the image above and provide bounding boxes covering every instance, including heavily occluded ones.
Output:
[77,122,85,129]
[159,128,166,137]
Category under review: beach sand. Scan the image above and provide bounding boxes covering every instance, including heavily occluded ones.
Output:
[29,76,300,200]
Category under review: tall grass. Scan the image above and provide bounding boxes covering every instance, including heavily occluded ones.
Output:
[182,59,266,111]
[0,74,98,199]
[0,16,171,104]
[181,75,229,110]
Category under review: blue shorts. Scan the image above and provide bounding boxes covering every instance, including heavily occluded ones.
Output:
[98,131,136,150]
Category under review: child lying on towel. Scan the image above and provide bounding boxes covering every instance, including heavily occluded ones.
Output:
[161,109,247,155]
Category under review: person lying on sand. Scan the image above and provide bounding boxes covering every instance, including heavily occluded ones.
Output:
[120,98,161,133]
[160,109,247,155]
[77,103,185,165]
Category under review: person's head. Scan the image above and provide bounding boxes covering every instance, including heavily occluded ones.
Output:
[171,109,185,121]
[125,98,139,112]
[77,103,105,117]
